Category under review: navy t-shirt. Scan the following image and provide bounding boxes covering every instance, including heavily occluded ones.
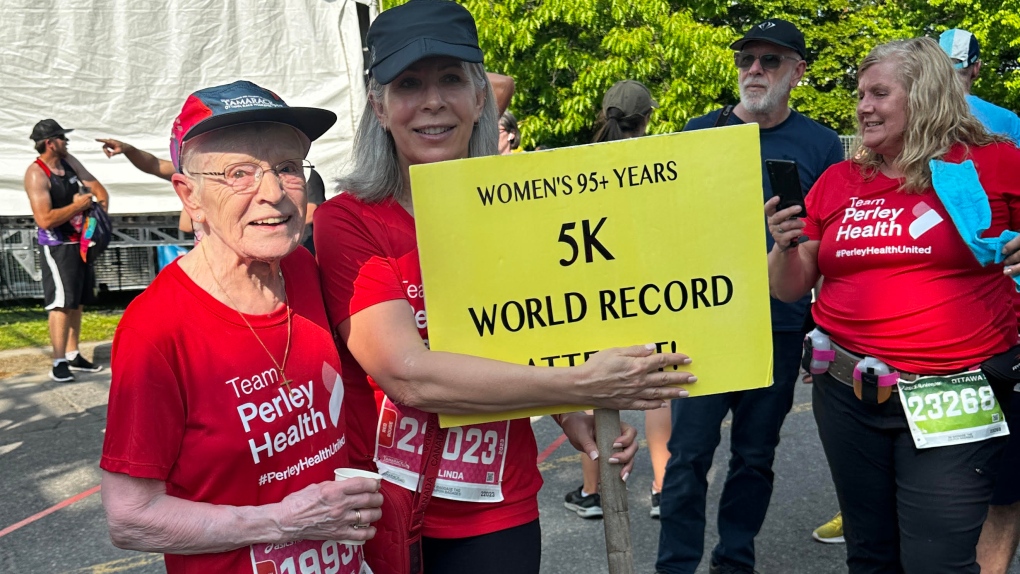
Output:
[684,109,844,331]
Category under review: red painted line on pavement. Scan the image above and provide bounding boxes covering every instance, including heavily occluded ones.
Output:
[536,434,568,464]
[0,484,101,539]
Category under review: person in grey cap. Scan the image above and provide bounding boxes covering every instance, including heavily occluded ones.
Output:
[592,79,658,143]
[938,28,1020,145]
[314,1,697,572]
[563,79,670,523]
[655,18,843,574]
[23,119,109,383]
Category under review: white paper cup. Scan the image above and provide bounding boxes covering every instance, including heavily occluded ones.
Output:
[334,468,382,546]
[334,468,383,482]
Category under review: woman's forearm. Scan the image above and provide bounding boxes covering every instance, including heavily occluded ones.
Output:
[102,472,381,555]
[343,303,690,414]
[385,348,585,414]
[767,241,820,302]
[103,474,285,554]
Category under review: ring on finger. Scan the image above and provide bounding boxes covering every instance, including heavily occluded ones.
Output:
[353,508,362,529]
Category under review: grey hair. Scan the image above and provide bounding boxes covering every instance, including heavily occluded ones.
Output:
[338,62,499,203]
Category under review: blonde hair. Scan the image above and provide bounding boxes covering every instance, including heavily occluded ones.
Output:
[339,62,498,203]
[854,37,1006,192]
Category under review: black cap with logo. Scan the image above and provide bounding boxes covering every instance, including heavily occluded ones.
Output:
[367,0,484,85]
[30,119,74,142]
[730,18,806,59]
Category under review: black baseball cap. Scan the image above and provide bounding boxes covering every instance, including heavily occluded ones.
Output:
[367,0,484,85]
[730,18,806,59]
[30,119,73,142]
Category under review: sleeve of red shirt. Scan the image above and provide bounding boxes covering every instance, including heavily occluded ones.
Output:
[100,326,185,480]
[315,197,408,333]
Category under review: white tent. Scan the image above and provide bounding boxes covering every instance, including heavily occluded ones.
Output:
[0,0,371,216]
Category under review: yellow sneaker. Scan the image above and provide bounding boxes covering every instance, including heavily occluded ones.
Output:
[812,512,844,544]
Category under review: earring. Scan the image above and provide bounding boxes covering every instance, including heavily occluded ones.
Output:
[194,214,204,222]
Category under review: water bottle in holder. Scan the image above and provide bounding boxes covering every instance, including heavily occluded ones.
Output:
[806,329,834,374]
[853,356,899,404]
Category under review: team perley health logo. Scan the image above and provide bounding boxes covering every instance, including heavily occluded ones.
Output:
[836,197,943,242]
[908,201,944,239]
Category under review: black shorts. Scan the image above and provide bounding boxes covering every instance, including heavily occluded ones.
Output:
[422,519,541,574]
[40,243,96,310]
[991,391,1020,506]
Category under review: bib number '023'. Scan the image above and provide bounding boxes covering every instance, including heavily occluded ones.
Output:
[374,397,508,502]
[897,370,1009,449]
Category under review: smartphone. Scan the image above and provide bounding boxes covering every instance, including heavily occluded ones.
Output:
[766,159,807,218]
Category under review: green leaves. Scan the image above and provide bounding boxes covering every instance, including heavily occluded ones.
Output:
[383,0,1019,142]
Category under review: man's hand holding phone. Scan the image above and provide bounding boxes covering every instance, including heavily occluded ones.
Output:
[765,159,807,218]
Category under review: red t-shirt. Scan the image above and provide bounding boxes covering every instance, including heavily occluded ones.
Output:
[315,192,541,539]
[803,143,1020,373]
[101,248,367,574]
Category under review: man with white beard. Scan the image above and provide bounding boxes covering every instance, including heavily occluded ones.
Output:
[655,19,844,574]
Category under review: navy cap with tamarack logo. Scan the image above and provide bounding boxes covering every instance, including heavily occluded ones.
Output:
[593,80,658,143]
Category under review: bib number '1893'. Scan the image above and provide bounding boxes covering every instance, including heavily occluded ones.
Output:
[250,539,370,574]
[897,370,1009,449]
[374,397,508,502]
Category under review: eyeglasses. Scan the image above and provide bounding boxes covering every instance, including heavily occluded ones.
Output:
[733,52,800,70]
[191,159,313,194]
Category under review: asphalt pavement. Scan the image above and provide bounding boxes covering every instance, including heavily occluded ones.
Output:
[2,353,1019,573]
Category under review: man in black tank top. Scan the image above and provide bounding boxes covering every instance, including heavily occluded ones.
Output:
[24,119,110,383]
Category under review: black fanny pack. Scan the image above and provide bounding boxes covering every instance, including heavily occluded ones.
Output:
[980,344,1020,416]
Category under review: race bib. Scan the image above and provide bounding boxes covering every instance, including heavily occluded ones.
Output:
[374,397,508,502]
[898,370,1009,449]
[250,539,370,574]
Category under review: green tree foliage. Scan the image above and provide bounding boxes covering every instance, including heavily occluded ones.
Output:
[462,0,736,147]
[381,0,1020,143]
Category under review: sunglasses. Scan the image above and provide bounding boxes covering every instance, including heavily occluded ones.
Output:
[733,52,800,70]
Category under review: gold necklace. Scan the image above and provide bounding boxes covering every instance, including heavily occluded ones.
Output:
[201,244,293,392]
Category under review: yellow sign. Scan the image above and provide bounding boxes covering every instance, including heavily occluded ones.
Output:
[410,125,773,427]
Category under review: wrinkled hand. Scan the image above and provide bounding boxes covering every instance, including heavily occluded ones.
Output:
[277,477,383,543]
[578,344,695,410]
[96,138,131,158]
[72,193,95,212]
[558,413,639,481]
[1003,234,1020,277]
[765,196,805,252]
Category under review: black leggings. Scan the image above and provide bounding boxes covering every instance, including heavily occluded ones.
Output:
[422,519,541,574]
[813,372,1005,574]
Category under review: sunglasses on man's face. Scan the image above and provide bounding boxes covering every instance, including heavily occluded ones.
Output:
[733,52,799,70]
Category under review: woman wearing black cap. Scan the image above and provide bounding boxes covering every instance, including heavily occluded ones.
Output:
[314,2,696,572]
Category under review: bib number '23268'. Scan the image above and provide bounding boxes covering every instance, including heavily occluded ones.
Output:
[898,370,1009,449]
[374,398,508,502]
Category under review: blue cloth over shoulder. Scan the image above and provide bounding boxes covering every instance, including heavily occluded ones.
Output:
[930,159,1020,289]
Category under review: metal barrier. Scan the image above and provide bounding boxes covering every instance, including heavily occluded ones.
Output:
[839,135,857,160]
[0,213,193,301]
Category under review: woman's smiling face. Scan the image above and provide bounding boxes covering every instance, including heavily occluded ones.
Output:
[372,56,485,172]
[857,59,909,160]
